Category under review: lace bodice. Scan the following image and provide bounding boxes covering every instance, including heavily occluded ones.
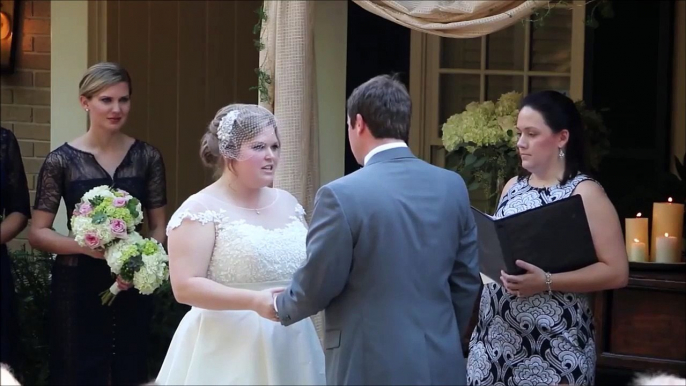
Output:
[167,189,308,285]
[33,140,167,228]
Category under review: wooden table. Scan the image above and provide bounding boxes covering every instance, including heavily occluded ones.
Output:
[594,262,686,382]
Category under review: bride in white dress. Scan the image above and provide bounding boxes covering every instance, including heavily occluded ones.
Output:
[156,104,325,385]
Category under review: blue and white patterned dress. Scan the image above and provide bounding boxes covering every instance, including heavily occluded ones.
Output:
[467,174,597,386]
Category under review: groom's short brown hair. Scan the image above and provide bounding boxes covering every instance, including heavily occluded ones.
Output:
[346,74,411,142]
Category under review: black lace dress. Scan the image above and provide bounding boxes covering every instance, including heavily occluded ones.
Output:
[0,127,31,368]
[33,140,167,385]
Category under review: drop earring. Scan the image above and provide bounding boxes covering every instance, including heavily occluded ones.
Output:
[558,148,565,158]
[85,108,89,112]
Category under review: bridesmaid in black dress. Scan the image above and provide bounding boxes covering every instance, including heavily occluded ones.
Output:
[28,62,167,385]
[0,127,31,369]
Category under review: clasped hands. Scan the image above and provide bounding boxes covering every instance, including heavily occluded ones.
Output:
[253,287,285,322]
[500,260,547,297]
[82,246,133,292]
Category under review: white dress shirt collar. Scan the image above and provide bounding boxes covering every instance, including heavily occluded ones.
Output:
[363,142,408,166]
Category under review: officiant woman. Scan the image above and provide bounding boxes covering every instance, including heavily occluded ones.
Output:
[28,62,167,385]
[466,90,628,386]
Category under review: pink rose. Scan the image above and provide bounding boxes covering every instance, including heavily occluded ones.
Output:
[109,219,128,238]
[116,189,129,196]
[78,203,93,215]
[84,232,101,249]
[112,197,128,208]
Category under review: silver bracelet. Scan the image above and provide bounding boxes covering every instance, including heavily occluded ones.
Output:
[544,272,553,295]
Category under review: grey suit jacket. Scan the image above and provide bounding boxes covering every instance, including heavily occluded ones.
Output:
[276,147,481,385]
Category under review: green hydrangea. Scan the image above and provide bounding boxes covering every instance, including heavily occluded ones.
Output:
[141,240,159,255]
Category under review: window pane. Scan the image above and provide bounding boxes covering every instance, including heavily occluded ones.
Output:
[440,37,481,69]
[530,6,572,72]
[486,76,524,101]
[529,76,570,95]
[439,74,481,131]
[487,22,525,70]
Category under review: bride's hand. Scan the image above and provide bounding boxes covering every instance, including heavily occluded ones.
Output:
[252,288,285,321]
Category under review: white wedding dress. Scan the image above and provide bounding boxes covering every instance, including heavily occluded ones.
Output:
[156,189,326,385]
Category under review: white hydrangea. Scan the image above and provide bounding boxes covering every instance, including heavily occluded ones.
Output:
[82,185,116,202]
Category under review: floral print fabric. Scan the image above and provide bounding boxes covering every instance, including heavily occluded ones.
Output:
[467,174,597,386]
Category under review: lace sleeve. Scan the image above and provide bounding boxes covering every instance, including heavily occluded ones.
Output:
[2,129,31,217]
[295,203,308,226]
[166,197,225,236]
[34,150,65,214]
[145,145,167,209]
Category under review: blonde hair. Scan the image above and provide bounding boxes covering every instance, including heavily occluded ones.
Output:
[79,62,132,99]
[199,104,279,174]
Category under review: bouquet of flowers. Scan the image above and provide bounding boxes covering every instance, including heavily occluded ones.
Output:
[70,185,144,250]
[100,232,169,306]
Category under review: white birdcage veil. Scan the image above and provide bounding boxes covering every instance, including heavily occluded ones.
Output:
[215,104,278,161]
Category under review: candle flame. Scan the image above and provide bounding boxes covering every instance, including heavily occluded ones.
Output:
[637,212,642,217]
[668,197,673,203]
[634,238,640,243]
[665,233,669,237]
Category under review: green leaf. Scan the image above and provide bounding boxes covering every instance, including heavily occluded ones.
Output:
[465,154,477,166]
[91,213,107,225]
[468,181,481,191]
[90,196,104,207]
[473,157,487,168]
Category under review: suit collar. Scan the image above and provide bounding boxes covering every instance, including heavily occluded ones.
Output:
[365,146,415,166]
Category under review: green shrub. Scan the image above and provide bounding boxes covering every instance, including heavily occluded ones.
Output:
[8,247,189,385]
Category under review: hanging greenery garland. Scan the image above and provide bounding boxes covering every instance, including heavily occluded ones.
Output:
[251,5,272,104]
[526,0,613,29]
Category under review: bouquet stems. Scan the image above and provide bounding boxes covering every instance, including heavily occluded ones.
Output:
[100,282,121,306]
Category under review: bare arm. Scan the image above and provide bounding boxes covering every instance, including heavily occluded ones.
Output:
[549,181,629,292]
[28,210,101,258]
[146,206,167,245]
[168,218,268,313]
[1,213,28,245]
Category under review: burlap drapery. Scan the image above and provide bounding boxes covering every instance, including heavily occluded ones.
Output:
[352,0,546,38]
[258,1,319,218]
[257,1,546,210]
[258,0,323,340]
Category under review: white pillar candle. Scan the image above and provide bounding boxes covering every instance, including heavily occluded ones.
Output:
[651,198,684,261]
[655,233,679,263]
[629,238,648,262]
[625,213,649,259]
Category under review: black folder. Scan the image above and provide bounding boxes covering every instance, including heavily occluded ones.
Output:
[472,194,598,283]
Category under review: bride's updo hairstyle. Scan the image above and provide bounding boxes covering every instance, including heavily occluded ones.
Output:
[200,104,279,174]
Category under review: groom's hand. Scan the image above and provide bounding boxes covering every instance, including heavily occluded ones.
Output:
[252,288,285,321]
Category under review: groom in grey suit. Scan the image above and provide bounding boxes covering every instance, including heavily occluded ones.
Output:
[273,75,481,385]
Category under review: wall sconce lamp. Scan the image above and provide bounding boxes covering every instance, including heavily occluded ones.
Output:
[1,0,20,74]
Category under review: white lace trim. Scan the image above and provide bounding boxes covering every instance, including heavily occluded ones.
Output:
[166,209,226,235]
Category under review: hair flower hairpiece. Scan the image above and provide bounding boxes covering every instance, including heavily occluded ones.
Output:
[217,110,240,142]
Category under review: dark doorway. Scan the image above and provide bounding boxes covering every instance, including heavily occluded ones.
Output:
[344,1,411,175]
[583,0,677,223]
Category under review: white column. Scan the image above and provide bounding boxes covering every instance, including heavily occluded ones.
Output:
[315,1,347,186]
[50,0,89,235]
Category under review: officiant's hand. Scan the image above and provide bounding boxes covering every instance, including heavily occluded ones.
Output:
[252,287,285,321]
[500,260,546,297]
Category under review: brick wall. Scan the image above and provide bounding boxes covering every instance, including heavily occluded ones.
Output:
[1,0,51,250]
